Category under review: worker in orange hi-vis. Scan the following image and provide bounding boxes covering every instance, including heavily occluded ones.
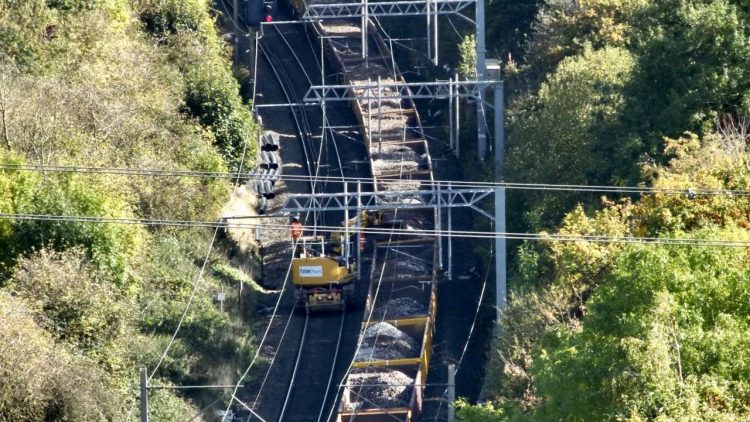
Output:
[290,215,303,241]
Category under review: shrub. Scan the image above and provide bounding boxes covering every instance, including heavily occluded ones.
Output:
[10,248,132,350]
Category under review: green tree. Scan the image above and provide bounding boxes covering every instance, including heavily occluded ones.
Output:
[135,0,258,166]
[457,34,477,80]
[532,233,750,420]
[523,0,645,81]
[456,398,507,421]
[625,0,750,156]
[0,0,259,418]
[507,46,634,228]
[633,131,750,236]
[13,173,142,278]
[0,153,38,271]
[486,0,540,62]
[483,201,631,410]
[136,0,211,38]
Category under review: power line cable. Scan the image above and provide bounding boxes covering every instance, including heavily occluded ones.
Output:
[3,163,746,196]
[249,294,300,411]
[127,106,254,421]
[148,225,221,383]
[4,214,750,247]
[432,253,491,421]
[149,150,251,380]
[245,24,351,419]
[325,184,406,422]
[223,238,298,419]
[223,17,350,417]
[193,8,354,418]
[329,29,442,419]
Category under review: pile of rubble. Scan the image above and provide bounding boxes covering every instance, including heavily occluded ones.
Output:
[376,179,423,192]
[355,322,419,361]
[381,255,429,279]
[372,297,426,319]
[344,368,414,410]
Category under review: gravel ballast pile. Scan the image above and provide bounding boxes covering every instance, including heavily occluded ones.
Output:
[349,65,391,81]
[371,158,419,174]
[377,179,424,192]
[371,146,419,163]
[345,369,414,410]
[355,322,419,361]
[320,22,360,35]
[372,297,427,319]
[381,254,430,278]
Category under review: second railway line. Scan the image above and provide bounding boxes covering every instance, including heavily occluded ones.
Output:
[239,5,374,421]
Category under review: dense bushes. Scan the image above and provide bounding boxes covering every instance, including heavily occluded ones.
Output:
[0,0,259,418]
[10,249,132,351]
[531,234,750,420]
[475,131,750,420]
[468,0,750,419]
[137,0,210,37]
[136,0,258,167]
[0,291,125,421]
[0,156,142,276]
[507,46,635,227]
[499,0,750,231]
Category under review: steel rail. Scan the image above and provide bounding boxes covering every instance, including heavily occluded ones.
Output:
[268,26,319,189]
[258,38,316,195]
[317,310,348,422]
[271,23,347,206]
[278,313,310,421]
[251,18,353,422]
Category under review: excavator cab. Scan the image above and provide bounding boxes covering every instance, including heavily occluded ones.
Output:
[291,234,356,312]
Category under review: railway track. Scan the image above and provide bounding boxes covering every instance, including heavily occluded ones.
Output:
[279,311,347,421]
[257,28,317,196]
[279,4,441,420]
[229,0,497,417]
[238,8,372,421]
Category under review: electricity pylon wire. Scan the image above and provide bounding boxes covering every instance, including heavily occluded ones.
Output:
[1,163,747,196]
[3,214,750,247]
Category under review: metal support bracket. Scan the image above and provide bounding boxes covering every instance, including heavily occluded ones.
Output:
[303,0,474,19]
[303,80,498,103]
[282,186,494,215]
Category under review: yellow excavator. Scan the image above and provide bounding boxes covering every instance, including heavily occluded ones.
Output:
[290,214,355,312]
[290,211,385,312]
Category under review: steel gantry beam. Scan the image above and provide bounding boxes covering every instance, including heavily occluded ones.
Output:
[303,80,499,103]
[302,0,474,19]
[282,186,495,221]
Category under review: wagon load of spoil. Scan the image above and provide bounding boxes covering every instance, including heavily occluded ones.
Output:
[371,145,419,163]
[345,368,414,410]
[355,322,419,361]
[380,254,430,278]
[320,22,360,36]
[377,179,423,192]
[372,297,426,319]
